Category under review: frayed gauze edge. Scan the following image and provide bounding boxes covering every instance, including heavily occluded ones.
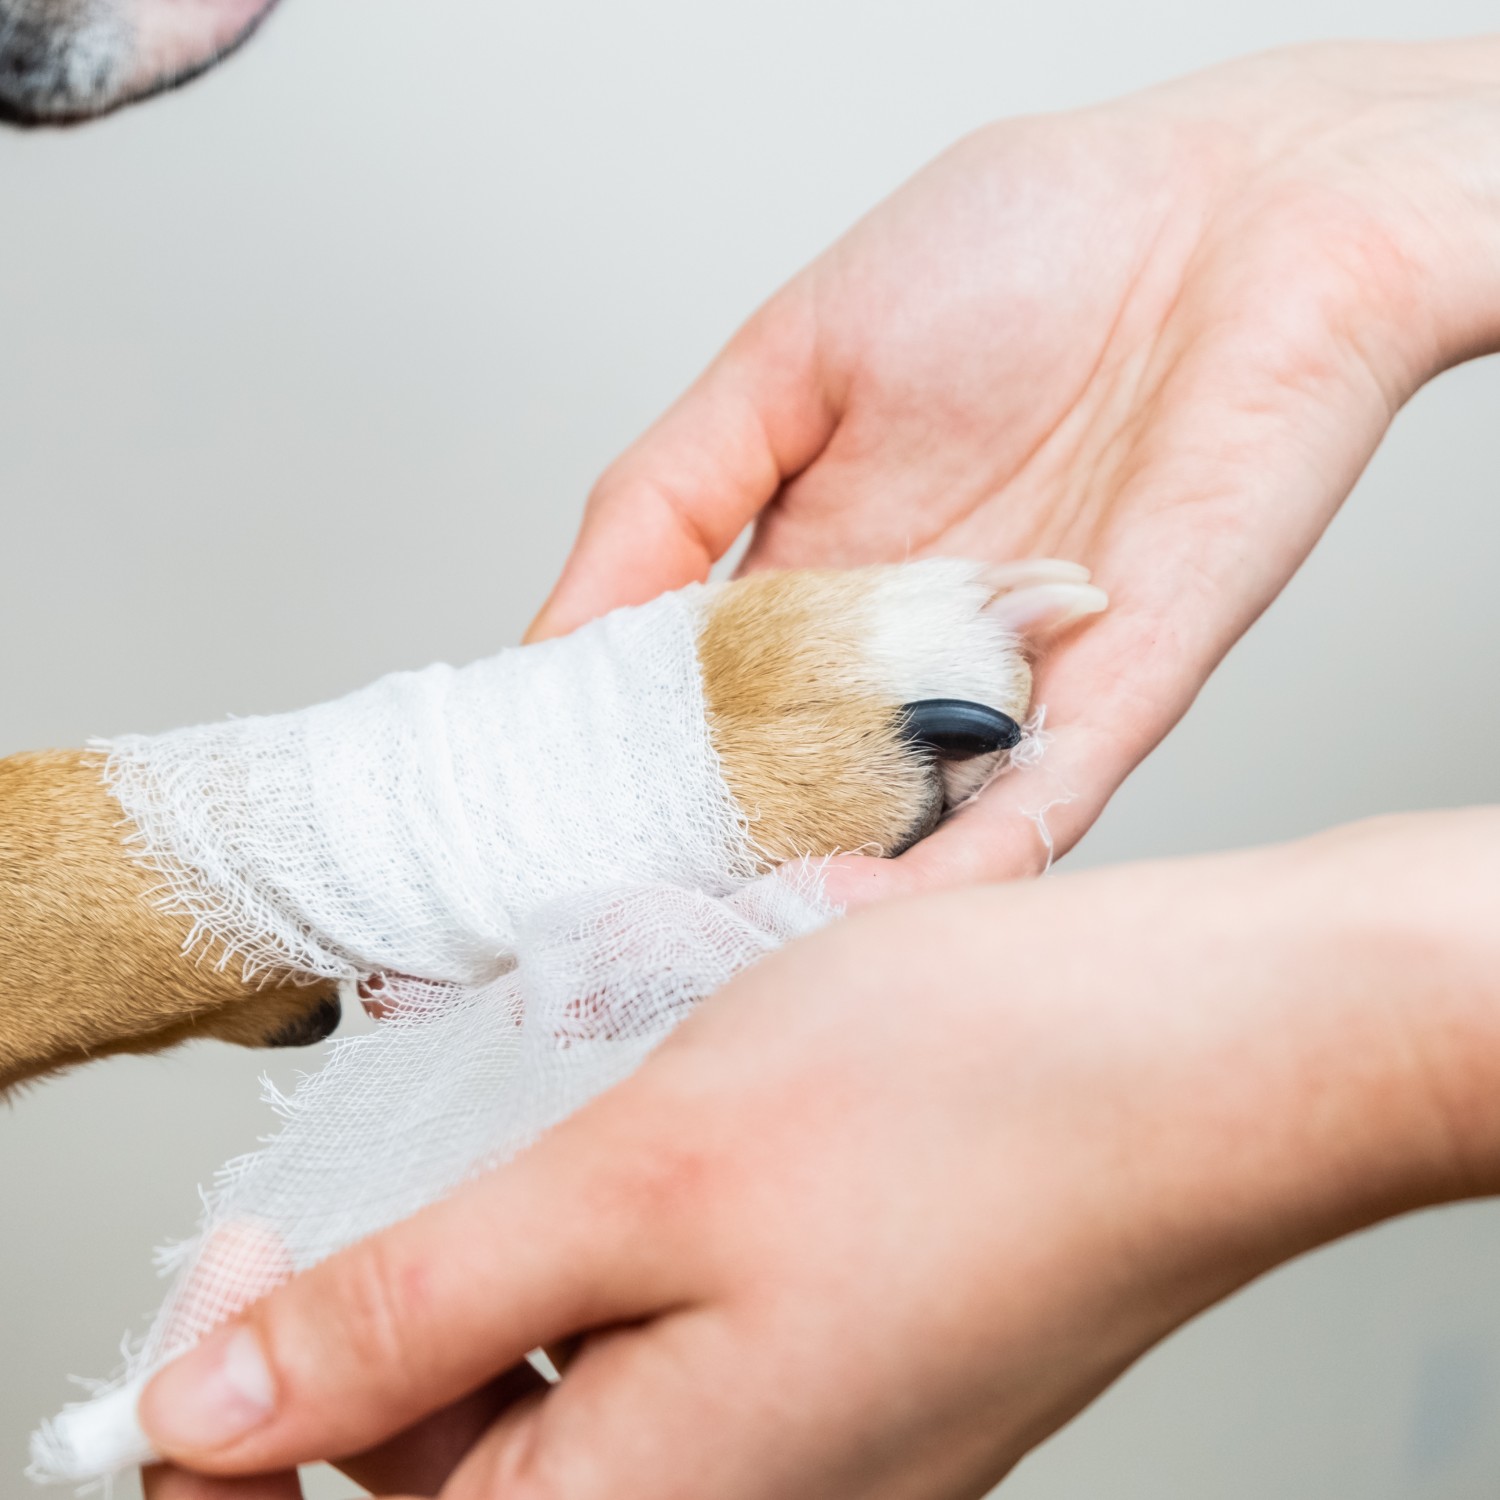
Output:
[31,586,839,1485]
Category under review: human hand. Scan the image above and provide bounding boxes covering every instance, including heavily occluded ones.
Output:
[529,39,1500,903]
[139,808,1500,1500]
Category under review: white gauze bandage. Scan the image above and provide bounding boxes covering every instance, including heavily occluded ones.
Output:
[30,584,835,1486]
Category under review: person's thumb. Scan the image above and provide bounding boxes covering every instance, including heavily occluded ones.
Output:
[526,287,835,642]
[136,1088,688,1479]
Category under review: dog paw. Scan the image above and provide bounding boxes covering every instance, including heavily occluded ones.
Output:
[698,559,1106,862]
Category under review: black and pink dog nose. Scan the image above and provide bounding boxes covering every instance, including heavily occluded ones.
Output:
[899,699,1023,761]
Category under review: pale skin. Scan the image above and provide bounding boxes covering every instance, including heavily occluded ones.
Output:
[529,35,1500,905]
[142,812,1500,1500]
[142,38,1500,1499]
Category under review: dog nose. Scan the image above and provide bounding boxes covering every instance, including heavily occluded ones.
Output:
[0,0,276,124]
[0,5,124,123]
[899,699,1023,760]
[265,994,343,1049]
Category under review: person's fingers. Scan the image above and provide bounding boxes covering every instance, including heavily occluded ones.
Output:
[149,1273,529,1493]
[334,1364,551,1497]
[821,720,1116,907]
[143,1466,301,1500]
[138,1084,697,1478]
[417,1310,771,1500]
[525,287,836,642]
[411,1304,990,1500]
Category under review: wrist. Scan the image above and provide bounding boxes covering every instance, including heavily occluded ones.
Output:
[1154,812,1500,1311]
[1132,38,1500,386]
[1326,38,1500,379]
[1290,810,1500,1196]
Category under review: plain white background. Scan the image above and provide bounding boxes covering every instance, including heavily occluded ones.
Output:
[3,2,1499,1495]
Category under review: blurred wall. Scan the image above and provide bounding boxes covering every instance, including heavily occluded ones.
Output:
[2,2,1498,1495]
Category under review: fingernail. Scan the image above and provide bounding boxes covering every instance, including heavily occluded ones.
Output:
[143,1325,275,1453]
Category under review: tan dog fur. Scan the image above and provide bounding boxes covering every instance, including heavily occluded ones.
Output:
[0,751,337,1093]
[702,569,1027,862]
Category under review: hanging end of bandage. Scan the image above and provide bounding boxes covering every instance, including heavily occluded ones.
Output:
[29,1376,157,1487]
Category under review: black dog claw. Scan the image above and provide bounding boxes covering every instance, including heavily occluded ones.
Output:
[899,699,1023,761]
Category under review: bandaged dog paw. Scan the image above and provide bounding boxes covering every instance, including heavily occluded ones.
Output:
[1,557,1101,1092]
[101,556,1099,991]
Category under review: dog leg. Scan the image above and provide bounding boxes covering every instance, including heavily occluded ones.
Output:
[0,750,339,1093]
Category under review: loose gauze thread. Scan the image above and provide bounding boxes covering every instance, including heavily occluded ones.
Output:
[1011,708,1075,874]
[943,706,1068,873]
[29,580,1046,1486]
